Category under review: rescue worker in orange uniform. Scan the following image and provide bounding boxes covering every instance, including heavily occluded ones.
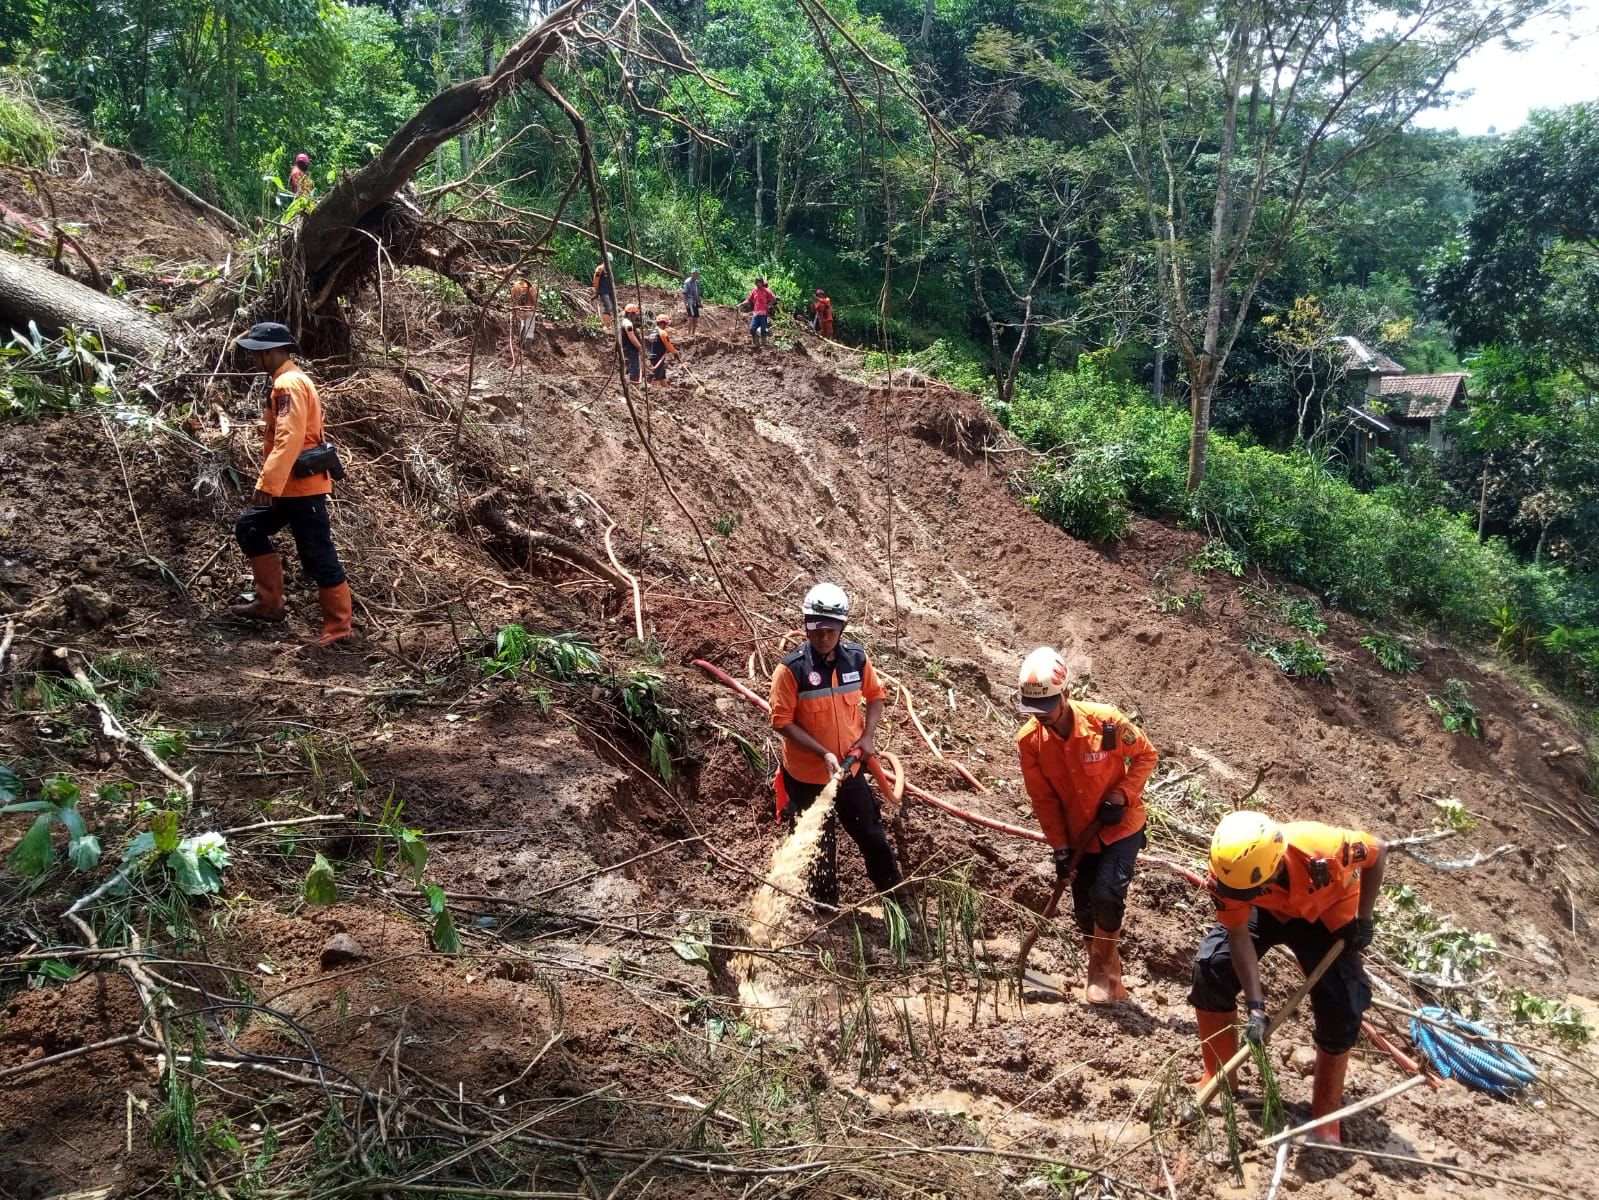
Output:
[229,322,354,648]
[289,153,313,198]
[647,314,678,386]
[768,583,903,908]
[1015,647,1158,1004]
[1191,811,1388,1144]
[620,302,644,382]
[810,289,834,338]
[508,271,537,368]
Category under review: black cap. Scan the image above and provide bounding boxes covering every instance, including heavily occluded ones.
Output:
[236,322,298,351]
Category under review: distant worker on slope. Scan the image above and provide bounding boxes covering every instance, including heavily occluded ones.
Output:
[743,276,776,350]
[1191,812,1387,1144]
[508,270,537,369]
[810,288,834,338]
[768,583,903,909]
[682,267,702,336]
[648,314,678,387]
[620,302,644,383]
[1015,647,1157,1005]
[593,252,616,329]
[229,322,353,649]
[289,153,313,199]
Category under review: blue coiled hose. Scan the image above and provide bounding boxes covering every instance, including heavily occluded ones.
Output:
[1410,1005,1539,1096]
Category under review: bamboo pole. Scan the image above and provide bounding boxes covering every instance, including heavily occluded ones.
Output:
[1192,939,1347,1111]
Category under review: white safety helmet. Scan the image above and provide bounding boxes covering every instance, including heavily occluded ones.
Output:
[1016,646,1068,715]
[801,582,850,629]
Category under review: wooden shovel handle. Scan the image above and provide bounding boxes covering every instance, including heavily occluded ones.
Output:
[1192,938,1348,1111]
[1016,820,1105,979]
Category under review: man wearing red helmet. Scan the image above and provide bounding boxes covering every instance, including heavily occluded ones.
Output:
[1014,646,1158,1004]
[289,153,313,198]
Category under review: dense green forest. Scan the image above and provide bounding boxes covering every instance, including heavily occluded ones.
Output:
[2,0,1597,697]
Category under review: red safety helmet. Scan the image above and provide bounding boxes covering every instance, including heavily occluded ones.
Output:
[295,153,310,166]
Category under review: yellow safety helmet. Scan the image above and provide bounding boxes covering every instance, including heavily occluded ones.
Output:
[1016,646,1068,715]
[1210,811,1286,891]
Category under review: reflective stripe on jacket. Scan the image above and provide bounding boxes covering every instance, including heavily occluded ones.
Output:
[769,641,887,785]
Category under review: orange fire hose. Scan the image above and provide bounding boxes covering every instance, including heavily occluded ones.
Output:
[688,656,1422,1078]
[877,670,991,794]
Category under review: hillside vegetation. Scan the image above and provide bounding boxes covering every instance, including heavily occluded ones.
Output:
[1,8,1598,1199]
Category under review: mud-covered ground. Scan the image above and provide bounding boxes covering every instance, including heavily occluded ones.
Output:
[2,159,1598,1200]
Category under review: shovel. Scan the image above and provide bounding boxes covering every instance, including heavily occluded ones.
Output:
[1015,818,1104,994]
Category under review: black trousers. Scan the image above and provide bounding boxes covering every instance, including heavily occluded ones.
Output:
[782,769,902,908]
[625,346,642,381]
[235,496,346,588]
[1188,908,1371,1054]
[1071,828,1145,935]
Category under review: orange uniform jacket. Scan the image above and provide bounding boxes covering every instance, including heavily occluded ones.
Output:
[769,641,887,785]
[256,361,330,499]
[1212,821,1380,932]
[1017,701,1158,853]
[510,279,536,316]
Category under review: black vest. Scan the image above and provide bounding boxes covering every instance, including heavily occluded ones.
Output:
[782,640,868,700]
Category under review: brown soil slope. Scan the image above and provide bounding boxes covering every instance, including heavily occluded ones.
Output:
[1,212,1597,1199]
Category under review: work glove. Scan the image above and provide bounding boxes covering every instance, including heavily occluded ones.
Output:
[1095,794,1126,827]
[1338,916,1377,952]
[1244,1000,1268,1046]
[1052,845,1074,882]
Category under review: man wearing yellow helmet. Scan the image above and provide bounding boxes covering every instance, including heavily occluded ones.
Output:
[1190,811,1387,1145]
[1014,646,1158,1005]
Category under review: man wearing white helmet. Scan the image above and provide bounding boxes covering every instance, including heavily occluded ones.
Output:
[767,582,902,907]
[1015,647,1158,1004]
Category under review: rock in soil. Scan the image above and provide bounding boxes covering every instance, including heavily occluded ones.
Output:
[320,933,365,970]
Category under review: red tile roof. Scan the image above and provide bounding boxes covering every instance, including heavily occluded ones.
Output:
[1380,372,1468,419]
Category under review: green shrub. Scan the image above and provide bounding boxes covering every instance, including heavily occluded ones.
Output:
[0,87,57,167]
[1248,637,1333,683]
[1359,632,1421,674]
[995,363,1599,699]
[1427,679,1482,738]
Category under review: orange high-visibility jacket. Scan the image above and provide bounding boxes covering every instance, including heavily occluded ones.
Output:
[256,360,330,499]
[1212,821,1381,931]
[510,279,536,314]
[1016,701,1158,852]
[769,641,887,785]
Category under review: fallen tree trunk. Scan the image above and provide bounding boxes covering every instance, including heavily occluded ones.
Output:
[0,249,169,360]
[292,0,592,316]
[467,491,631,592]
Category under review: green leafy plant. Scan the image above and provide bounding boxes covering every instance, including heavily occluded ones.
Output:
[2,769,102,876]
[1248,636,1333,683]
[481,625,601,680]
[1189,539,1247,576]
[304,852,338,904]
[1509,989,1591,1045]
[712,513,739,537]
[1360,632,1421,674]
[1432,795,1477,833]
[1241,584,1326,634]
[1426,678,1482,738]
